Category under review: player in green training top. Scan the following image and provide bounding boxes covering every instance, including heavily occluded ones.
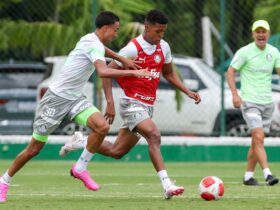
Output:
[227,20,280,186]
[0,11,151,203]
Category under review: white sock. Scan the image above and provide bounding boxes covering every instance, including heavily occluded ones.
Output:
[0,171,12,185]
[244,171,254,181]
[263,168,272,179]
[82,137,88,148]
[75,148,94,172]
[158,170,172,189]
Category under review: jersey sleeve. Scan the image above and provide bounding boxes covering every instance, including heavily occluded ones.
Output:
[230,48,246,71]
[85,42,106,63]
[115,42,138,67]
[161,40,172,64]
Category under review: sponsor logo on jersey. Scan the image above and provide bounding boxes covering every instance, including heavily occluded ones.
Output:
[148,68,160,80]
[134,93,155,101]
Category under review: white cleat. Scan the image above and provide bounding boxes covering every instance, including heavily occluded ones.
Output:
[59,132,84,157]
[164,184,185,200]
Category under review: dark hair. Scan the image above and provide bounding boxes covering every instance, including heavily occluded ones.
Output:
[145,9,168,25]
[95,11,120,28]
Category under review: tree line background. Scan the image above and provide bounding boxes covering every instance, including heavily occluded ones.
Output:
[0,0,279,69]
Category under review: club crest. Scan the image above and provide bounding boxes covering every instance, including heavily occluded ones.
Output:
[154,54,161,63]
[266,53,272,62]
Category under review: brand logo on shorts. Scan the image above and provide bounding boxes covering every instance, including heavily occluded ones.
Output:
[39,125,47,133]
[154,54,161,63]
[44,108,56,117]
[266,54,272,62]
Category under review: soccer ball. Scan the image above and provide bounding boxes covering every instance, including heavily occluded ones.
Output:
[198,176,224,201]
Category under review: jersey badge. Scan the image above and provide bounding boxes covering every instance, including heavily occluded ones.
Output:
[154,54,162,64]
[266,53,273,62]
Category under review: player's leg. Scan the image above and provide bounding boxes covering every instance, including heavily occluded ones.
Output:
[5,138,46,177]
[251,128,267,169]
[0,138,45,203]
[261,103,278,185]
[241,102,262,185]
[246,147,258,172]
[136,119,163,171]
[59,128,140,158]
[244,147,259,185]
[86,97,140,159]
[70,106,109,191]
[242,102,278,185]
[135,119,184,199]
[98,128,140,158]
[0,89,67,202]
[250,128,278,185]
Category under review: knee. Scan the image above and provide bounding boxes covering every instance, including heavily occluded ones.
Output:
[146,130,161,146]
[91,120,110,136]
[252,133,264,147]
[99,122,110,135]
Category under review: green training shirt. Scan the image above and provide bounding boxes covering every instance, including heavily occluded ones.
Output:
[230,42,280,104]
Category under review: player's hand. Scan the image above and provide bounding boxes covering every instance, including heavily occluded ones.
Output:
[104,101,115,124]
[120,57,141,70]
[134,68,152,78]
[187,91,201,104]
[232,94,242,108]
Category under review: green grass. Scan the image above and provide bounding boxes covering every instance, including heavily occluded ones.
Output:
[0,161,280,210]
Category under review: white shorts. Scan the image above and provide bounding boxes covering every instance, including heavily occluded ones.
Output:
[241,101,274,133]
[119,98,153,131]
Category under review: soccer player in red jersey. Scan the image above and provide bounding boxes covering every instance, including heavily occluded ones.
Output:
[60,9,201,199]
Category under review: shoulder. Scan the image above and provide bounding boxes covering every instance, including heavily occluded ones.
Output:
[159,39,171,56]
[80,33,105,51]
[160,39,172,63]
[234,43,254,57]
[118,41,137,59]
[266,44,280,54]
[239,43,253,52]
[160,39,170,50]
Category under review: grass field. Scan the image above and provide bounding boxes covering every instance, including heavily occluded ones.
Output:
[0,161,279,210]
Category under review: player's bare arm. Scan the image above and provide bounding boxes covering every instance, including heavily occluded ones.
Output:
[105,47,140,70]
[103,77,115,125]
[94,59,150,78]
[162,63,201,104]
[226,66,242,108]
[276,67,280,75]
[102,61,121,125]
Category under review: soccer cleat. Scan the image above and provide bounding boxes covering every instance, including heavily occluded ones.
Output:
[243,177,259,186]
[59,132,84,157]
[70,165,99,191]
[163,184,184,199]
[265,175,279,186]
[0,181,9,203]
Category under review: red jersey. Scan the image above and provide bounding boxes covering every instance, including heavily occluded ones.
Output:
[117,38,165,105]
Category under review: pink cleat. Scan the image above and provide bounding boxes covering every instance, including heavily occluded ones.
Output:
[70,165,99,191]
[0,181,9,203]
[164,184,185,199]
